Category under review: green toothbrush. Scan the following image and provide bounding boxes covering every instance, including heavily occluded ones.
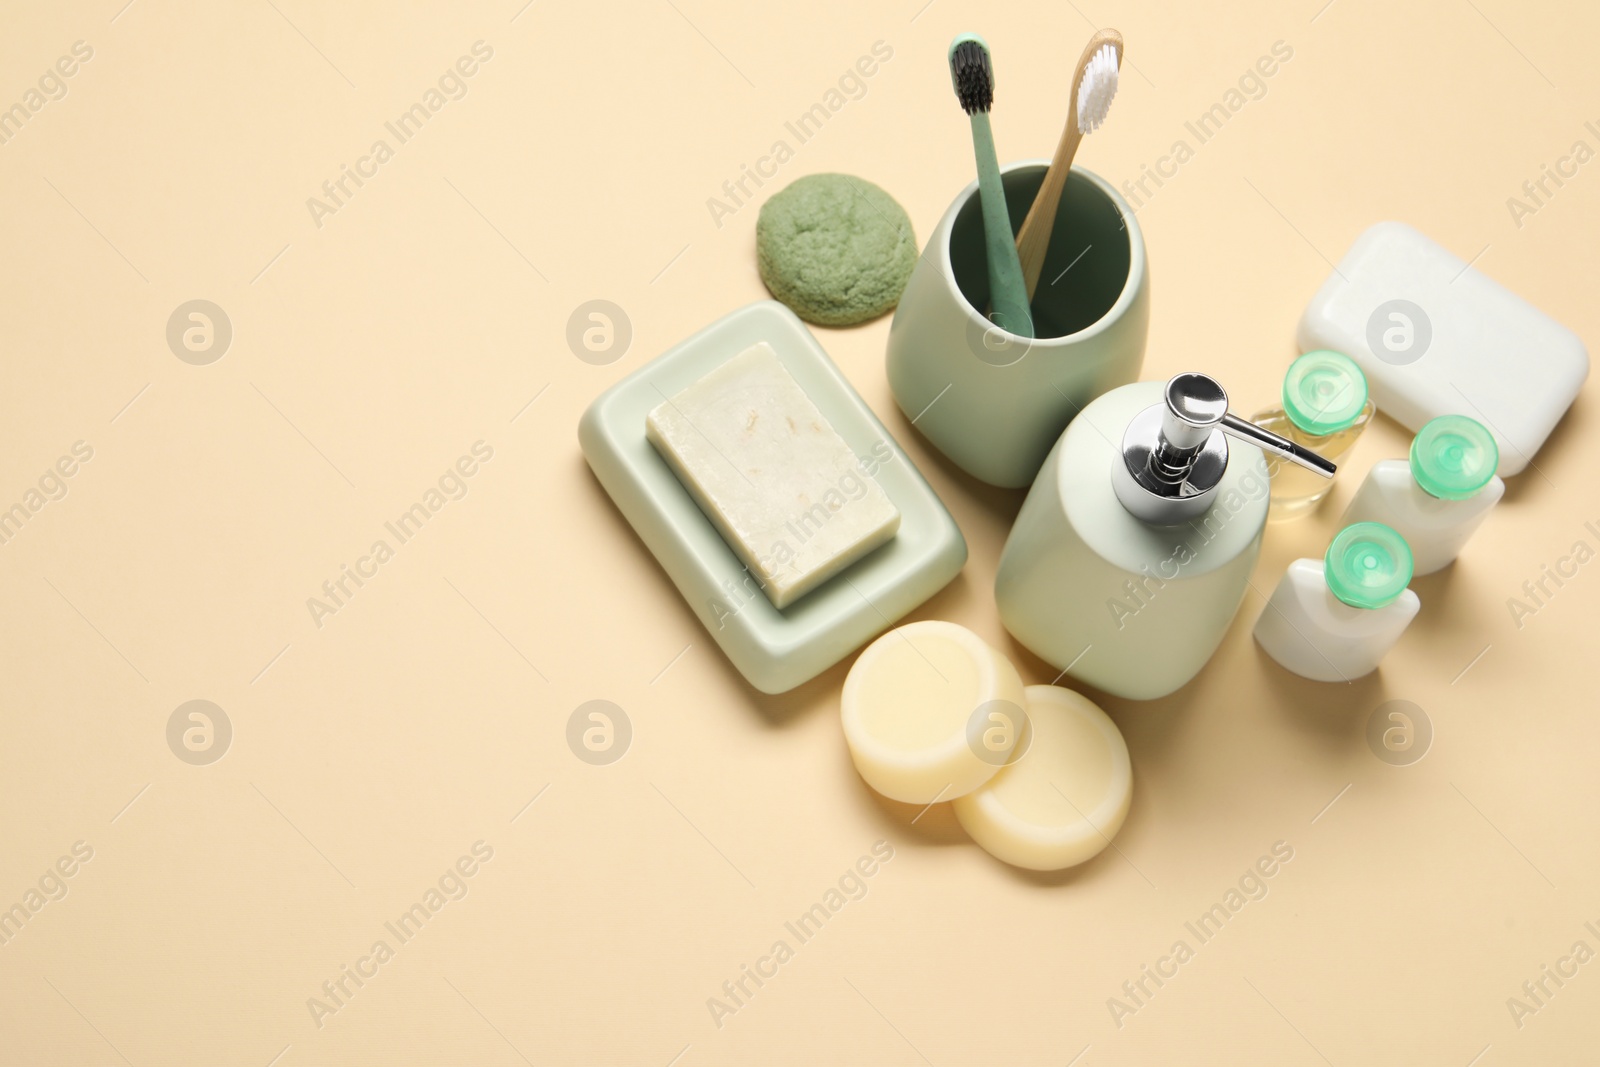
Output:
[949,33,1033,340]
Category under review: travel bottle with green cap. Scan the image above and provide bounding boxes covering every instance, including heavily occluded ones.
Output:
[1251,350,1375,520]
[1340,415,1505,575]
[1253,522,1421,681]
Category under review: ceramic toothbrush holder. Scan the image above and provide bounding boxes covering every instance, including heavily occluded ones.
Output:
[886,161,1149,489]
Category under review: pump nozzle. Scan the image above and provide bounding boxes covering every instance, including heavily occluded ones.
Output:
[1113,373,1335,524]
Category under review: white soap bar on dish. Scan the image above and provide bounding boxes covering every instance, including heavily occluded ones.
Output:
[1297,221,1588,477]
[646,342,899,609]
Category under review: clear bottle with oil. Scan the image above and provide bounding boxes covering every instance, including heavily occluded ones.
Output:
[1252,350,1373,521]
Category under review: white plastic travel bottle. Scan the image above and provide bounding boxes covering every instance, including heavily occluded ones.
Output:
[1254,522,1420,682]
[996,373,1337,700]
[1340,415,1504,575]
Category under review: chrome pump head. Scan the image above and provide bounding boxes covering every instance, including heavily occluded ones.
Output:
[1111,372,1337,525]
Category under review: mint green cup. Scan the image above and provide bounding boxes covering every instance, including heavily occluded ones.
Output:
[887,162,1149,488]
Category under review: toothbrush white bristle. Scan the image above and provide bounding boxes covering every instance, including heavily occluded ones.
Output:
[1076,43,1119,134]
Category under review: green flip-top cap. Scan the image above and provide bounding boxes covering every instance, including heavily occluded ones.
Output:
[1283,350,1369,436]
[1409,415,1499,500]
[1325,522,1413,610]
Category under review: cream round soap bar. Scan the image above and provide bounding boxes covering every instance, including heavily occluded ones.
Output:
[841,621,1026,805]
[953,685,1132,871]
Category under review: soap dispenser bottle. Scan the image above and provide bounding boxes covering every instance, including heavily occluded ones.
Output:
[995,373,1336,700]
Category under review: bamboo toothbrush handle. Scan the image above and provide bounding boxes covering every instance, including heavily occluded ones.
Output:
[1016,28,1122,304]
[1015,123,1083,301]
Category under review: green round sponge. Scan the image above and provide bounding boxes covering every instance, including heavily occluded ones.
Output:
[757,174,916,327]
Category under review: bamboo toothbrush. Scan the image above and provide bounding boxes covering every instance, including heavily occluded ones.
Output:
[949,33,1034,340]
[1014,29,1123,302]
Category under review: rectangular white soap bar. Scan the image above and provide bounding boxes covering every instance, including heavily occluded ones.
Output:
[646,342,900,609]
[1297,221,1588,476]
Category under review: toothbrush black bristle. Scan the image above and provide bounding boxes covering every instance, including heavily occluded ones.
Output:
[950,40,993,114]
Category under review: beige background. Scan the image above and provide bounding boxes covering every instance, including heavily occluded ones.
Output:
[2,0,1597,1063]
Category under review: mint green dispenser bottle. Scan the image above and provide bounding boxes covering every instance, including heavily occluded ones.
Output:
[996,373,1337,700]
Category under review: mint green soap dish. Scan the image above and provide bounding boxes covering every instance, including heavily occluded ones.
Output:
[579,301,967,694]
